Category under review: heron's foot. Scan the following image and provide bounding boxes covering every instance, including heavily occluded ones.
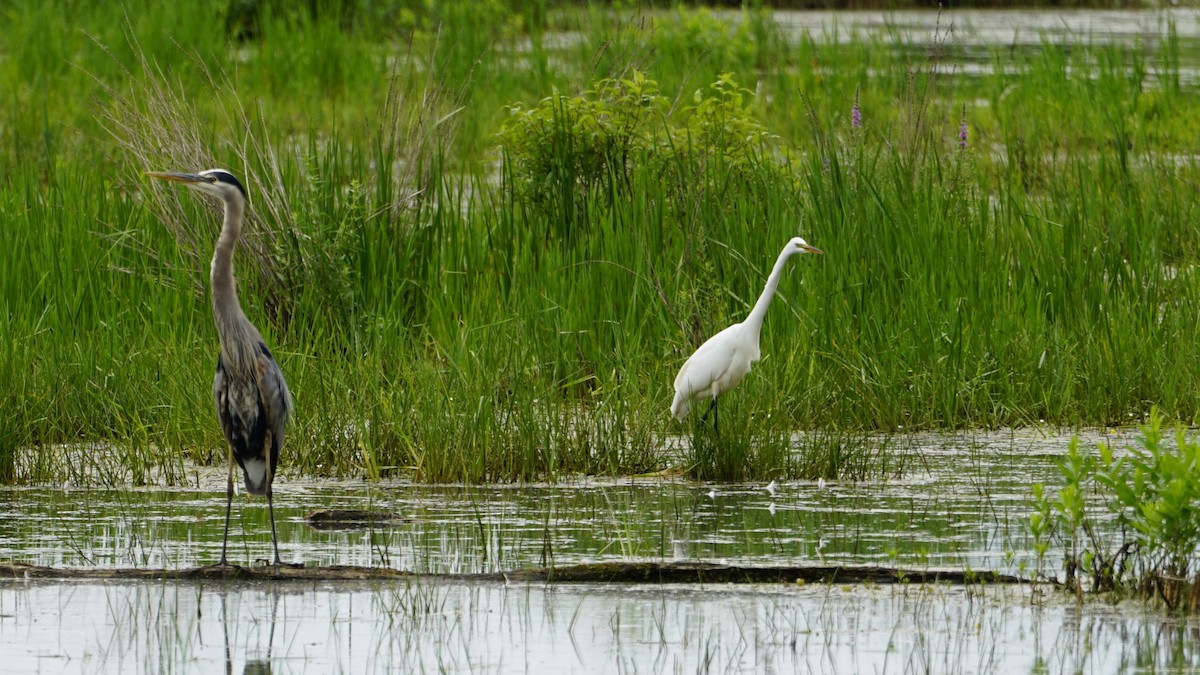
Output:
[197,560,241,575]
[254,557,303,569]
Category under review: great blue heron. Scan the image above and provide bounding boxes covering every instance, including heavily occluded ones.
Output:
[147,168,293,566]
[671,237,823,431]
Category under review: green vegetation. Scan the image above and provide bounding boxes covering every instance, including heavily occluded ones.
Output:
[1031,412,1200,611]
[4,2,1200,484]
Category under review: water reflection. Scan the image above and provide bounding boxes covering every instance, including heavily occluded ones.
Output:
[1,579,1197,673]
[220,589,277,675]
[2,428,1175,672]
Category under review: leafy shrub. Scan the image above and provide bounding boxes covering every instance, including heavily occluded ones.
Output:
[674,73,794,192]
[496,71,794,238]
[1031,411,1200,611]
[497,70,667,230]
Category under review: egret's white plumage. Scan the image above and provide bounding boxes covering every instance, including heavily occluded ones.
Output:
[671,237,822,425]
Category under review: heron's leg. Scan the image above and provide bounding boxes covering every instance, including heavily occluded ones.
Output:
[713,399,720,435]
[265,439,282,566]
[267,487,282,566]
[701,398,718,423]
[220,445,234,566]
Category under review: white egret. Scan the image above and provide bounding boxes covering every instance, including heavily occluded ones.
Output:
[670,237,823,431]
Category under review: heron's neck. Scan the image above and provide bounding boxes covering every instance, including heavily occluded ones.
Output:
[210,198,255,366]
[210,197,242,314]
[742,249,793,343]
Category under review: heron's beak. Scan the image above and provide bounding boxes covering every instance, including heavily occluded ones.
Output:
[145,171,211,185]
[802,244,824,255]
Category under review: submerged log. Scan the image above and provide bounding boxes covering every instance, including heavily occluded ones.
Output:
[0,561,1031,585]
[507,562,1027,585]
[304,508,403,531]
[0,561,408,581]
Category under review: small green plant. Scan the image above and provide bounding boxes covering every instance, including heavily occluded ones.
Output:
[1031,411,1200,611]
[673,72,796,194]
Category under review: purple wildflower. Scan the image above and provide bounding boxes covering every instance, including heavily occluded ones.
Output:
[958,105,968,149]
[851,89,862,129]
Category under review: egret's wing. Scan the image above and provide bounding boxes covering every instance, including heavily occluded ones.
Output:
[673,323,743,396]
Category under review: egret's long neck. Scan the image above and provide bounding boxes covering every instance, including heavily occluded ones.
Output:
[742,248,793,343]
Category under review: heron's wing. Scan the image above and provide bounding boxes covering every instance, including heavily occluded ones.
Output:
[254,342,292,444]
[212,360,239,450]
[212,347,288,495]
[214,354,272,492]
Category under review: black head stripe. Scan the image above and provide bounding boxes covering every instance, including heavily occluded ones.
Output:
[201,169,248,200]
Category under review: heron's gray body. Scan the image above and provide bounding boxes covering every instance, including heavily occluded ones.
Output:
[214,341,291,495]
[147,168,292,565]
[204,182,292,497]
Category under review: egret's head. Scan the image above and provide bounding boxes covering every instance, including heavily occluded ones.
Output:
[146,169,247,203]
[787,236,823,256]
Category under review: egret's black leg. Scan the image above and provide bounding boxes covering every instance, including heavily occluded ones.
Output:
[698,399,721,436]
[220,447,234,566]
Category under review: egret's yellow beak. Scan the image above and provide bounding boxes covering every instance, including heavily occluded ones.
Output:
[802,244,824,255]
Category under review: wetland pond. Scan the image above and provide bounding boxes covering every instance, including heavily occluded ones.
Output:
[7,8,1200,673]
[3,428,1200,673]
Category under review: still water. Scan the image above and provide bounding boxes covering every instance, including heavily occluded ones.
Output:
[3,428,1199,672]
[1,429,1120,575]
[767,7,1200,44]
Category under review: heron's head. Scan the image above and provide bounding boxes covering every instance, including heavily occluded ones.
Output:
[787,236,823,256]
[146,169,247,203]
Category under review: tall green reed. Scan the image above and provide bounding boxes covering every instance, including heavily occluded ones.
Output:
[6,3,1200,484]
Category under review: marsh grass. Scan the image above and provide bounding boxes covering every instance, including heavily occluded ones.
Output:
[5,3,1200,484]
